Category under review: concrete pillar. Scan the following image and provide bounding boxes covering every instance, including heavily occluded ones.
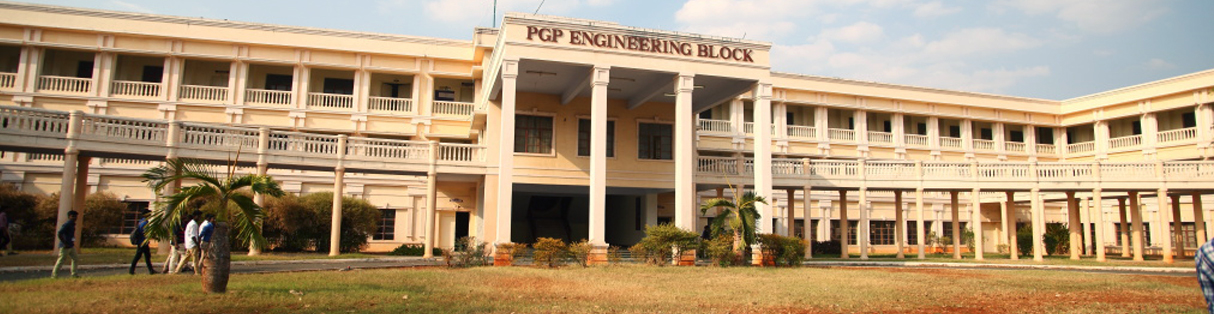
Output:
[589,66,609,246]
[786,189,796,237]
[1092,189,1106,261]
[1195,192,1208,245]
[1118,197,1130,257]
[895,190,905,259]
[803,185,813,259]
[1159,189,1174,263]
[329,167,345,257]
[249,127,270,256]
[1031,188,1044,262]
[1129,191,1145,261]
[1170,193,1185,259]
[753,82,774,233]
[71,156,90,255]
[1000,193,1009,249]
[916,187,925,259]
[859,187,868,260]
[839,190,849,259]
[1067,192,1081,260]
[1007,191,1018,260]
[674,74,697,231]
[972,188,983,260]
[53,111,82,250]
[1081,197,1092,256]
[495,59,518,245]
[424,140,439,257]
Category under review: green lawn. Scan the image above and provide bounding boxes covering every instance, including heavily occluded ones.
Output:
[0,248,389,267]
[0,265,1203,313]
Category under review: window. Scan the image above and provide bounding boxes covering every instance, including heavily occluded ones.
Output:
[882,120,891,132]
[141,66,163,83]
[638,123,673,160]
[515,115,553,154]
[831,220,859,242]
[1131,121,1142,135]
[577,119,614,157]
[698,110,712,119]
[786,112,795,125]
[110,202,148,234]
[1174,222,1198,249]
[916,123,927,135]
[1009,130,1024,142]
[907,221,933,246]
[323,78,354,95]
[870,221,896,245]
[1113,223,1152,246]
[948,125,960,138]
[1036,128,1055,144]
[980,128,993,140]
[1183,112,1197,128]
[265,74,293,91]
[373,208,396,240]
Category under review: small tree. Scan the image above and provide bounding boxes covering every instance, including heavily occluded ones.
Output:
[699,184,767,261]
[533,237,567,268]
[630,224,700,266]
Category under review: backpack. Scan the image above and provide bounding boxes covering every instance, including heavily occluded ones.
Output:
[130,220,146,246]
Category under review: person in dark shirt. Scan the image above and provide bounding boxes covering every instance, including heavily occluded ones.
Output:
[128,209,155,275]
[51,210,78,278]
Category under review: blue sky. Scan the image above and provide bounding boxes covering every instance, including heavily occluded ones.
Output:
[18,0,1214,100]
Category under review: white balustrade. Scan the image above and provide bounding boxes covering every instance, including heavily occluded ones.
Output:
[1035,143,1056,155]
[0,72,15,89]
[1100,163,1156,180]
[1108,135,1141,150]
[940,137,963,149]
[110,80,161,98]
[698,119,732,133]
[1067,141,1095,154]
[828,128,855,142]
[973,139,995,151]
[100,158,153,166]
[439,143,485,162]
[269,132,339,156]
[787,125,815,138]
[79,115,166,144]
[810,160,859,177]
[180,124,258,150]
[1157,127,1197,144]
[905,134,929,147]
[346,137,429,160]
[245,89,293,105]
[865,161,915,178]
[433,101,475,117]
[27,153,64,162]
[772,158,804,175]
[179,85,229,102]
[1004,142,1026,153]
[975,163,1031,179]
[37,75,91,94]
[743,122,753,134]
[368,97,414,114]
[0,106,71,136]
[1036,163,1092,179]
[922,162,971,179]
[867,131,893,144]
[1163,162,1214,180]
[697,156,739,175]
[308,92,354,110]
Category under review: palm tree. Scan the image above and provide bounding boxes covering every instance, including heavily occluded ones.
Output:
[699,184,767,258]
[142,158,284,293]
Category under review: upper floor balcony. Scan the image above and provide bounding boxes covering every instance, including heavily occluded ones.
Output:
[0,45,18,91]
[36,49,94,95]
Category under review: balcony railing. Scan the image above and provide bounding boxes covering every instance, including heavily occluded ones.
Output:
[973,139,995,151]
[698,119,732,133]
[0,72,15,89]
[37,75,91,94]
[110,80,161,98]
[368,96,414,114]
[1157,127,1197,144]
[698,156,740,175]
[787,125,815,138]
[246,89,292,106]
[867,131,893,144]
[308,92,354,110]
[433,101,475,117]
[180,123,258,150]
[905,134,928,147]
[828,128,854,142]
[741,122,777,135]
[1036,143,1056,155]
[940,137,962,149]
[179,85,228,102]
[1108,135,1141,150]
[1067,141,1095,154]
[439,143,485,162]
[346,137,429,160]
[1004,142,1026,152]
[79,115,166,144]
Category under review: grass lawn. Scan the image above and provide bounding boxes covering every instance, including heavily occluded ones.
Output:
[813,252,1197,268]
[0,265,1203,313]
[0,248,389,267]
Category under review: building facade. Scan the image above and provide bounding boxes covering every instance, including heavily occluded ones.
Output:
[0,2,1211,262]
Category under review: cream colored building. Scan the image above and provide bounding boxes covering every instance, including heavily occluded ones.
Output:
[0,2,1211,262]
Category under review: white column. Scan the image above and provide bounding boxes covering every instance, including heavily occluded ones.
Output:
[774,102,788,139]
[1195,192,1208,245]
[893,113,907,159]
[1031,188,1044,261]
[785,189,796,237]
[674,73,697,231]
[495,59,519,245]
[1095,121,1109,160]
[53,111,82,250]
[962,119,974,160]
[589,66,610,245]
[753,82,774,233]
[839,190,849,259]
[858,187,868,260]
[928,116,941,159]
[1025,125,1038,161]
[895,190,905,259]
[1067,192,1081,260]
[1143,112,1159,159]
[730,99,744,134]
[994,123,1007,160]
[1129,192,1144,261]
[1093,189,1106,262]
[1007,191,1018,260]
[1158,188,1173,263]
[950,191,961,259]
[816,107,830,152]
[329,134,348,257]
[294,65,310,109]
[424,141,439,256]
[803,185,813,259]
[972,188,983,260]
[916,187,926,259]
[1081,197,1093,255]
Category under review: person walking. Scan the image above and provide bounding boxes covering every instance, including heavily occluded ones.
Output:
[197,214,215,274]
[0,205,10,256]
[161,213,187,274]
[175,211,202,274]
[51,210,79,278]
[1196,237,1214,313]
[128,209,155,275]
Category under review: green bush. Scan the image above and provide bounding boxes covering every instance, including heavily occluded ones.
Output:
[1044,223,1069,255]
[757,233,807,266]
[261,192,380,253]
[388,243,442,257]
[567,239,593,267]
[1016,224,1034,256]
[494,242,527,265]
[533,237,567,268]
[441,237,490,268]
[706,233,742,266]
[606,246,623,265]
[629,224,700,266]
[13,190,124,250]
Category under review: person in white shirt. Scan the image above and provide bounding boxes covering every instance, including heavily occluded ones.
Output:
[175,211,202,275]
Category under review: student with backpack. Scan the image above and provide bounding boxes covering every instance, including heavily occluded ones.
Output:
[128,209,155,275]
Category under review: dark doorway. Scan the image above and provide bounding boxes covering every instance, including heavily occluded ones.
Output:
[455,211,470,241]
[526,196,574,243]
[75,61,94,78]
[265,74,292,91]
[141,65,163,83]
[323,78,354,94]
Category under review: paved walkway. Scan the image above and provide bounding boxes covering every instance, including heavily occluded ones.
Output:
[803,260,1196,276]
[0,257,441,282]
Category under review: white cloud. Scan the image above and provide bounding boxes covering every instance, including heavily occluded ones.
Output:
[922,28,1042,59]
[1142,58,1175,70]
[994,0,1169,33]
[819,22,884,43]
[586,0,615,6]
[424,0,581,23]
[109,0,153,13]
[913,1,961,18]
[674,0,818,39]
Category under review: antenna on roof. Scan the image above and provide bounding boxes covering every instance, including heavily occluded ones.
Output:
[534,0,545,14]
[492,0,497,28]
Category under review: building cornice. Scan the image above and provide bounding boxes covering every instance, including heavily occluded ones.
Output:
[503,12,772,50]
[1062,68,1214,105]
[771,71,1060,106]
